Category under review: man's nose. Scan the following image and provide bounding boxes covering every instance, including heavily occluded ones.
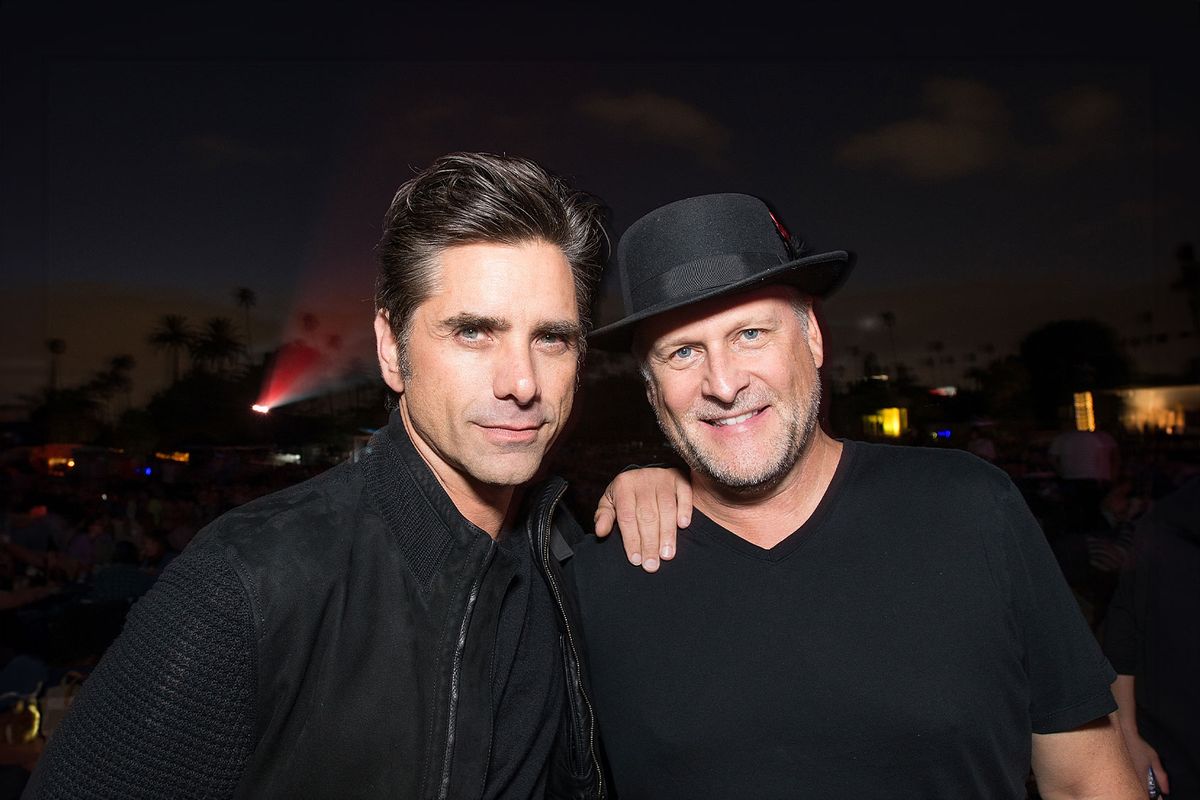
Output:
[495,343,538,405]
[700,348,749,405]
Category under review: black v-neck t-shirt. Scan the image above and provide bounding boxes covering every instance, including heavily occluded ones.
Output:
[568,440,1116,799]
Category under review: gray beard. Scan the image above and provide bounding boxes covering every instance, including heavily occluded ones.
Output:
[654,373,823,496]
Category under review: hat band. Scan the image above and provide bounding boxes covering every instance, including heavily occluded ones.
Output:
[628,251,783,313]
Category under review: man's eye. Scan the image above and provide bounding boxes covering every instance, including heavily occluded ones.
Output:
[458,326,482,340]
[741,329,762,341]
[671,346,694,360]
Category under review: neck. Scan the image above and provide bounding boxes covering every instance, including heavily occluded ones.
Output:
[399,405,514,538]
[692,432,842,549]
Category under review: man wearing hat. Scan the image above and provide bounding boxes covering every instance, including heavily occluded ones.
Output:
[570,194,1141,798]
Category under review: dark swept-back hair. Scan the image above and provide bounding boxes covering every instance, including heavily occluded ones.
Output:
[375,151,608,369]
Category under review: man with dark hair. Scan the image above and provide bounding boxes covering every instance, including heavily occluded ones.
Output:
[26,152,609,799]
[571,193,1142,799]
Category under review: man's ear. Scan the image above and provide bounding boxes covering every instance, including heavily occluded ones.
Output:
[374,310,405,394]
[805,305,825,369]
[642,369,659,408]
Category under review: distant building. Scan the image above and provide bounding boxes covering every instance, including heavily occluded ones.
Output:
[1106,384,1200,434]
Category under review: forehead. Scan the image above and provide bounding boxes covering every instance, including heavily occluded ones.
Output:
[425,240,578,319]
[635,284,801,348]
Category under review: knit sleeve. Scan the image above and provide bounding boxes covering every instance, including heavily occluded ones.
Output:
[24,543,256,800]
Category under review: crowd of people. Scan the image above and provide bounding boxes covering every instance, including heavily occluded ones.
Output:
[0,461,325,792]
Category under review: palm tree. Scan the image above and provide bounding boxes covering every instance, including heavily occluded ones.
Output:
[880,311,898,374]
[192,317,246,375]
[234,286,257,359]
[148,315,195,384]
[927,341,945,385]
[46,338,66,390]
[86,354,136,419]
[107,354,136,409]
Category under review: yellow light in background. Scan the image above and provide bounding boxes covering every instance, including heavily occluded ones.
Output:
[1113,386,1194,434]
[154,451,191,463]
[863,407,907,438]
[1073,392,1095,432]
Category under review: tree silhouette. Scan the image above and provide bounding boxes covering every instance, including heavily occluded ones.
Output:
[234,286,258,359]
[1019,319,1130,428]
[108,354,136,409]
[1171,243,1199,345]
[192,317,246,375]
[46,338,66,390]
[148,315,195,384]
[87,354,136,418]
[880,311,898,373]
[927,340,945,385]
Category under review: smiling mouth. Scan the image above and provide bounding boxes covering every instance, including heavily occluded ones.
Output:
[704,408,765,427]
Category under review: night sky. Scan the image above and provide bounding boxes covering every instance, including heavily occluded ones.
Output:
[3,4,1198,407]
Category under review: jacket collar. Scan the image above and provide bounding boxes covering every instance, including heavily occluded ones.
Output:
[362,411,498,589]
[363,410,577,582]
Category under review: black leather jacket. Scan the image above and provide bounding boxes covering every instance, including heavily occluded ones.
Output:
[207,414,604,798]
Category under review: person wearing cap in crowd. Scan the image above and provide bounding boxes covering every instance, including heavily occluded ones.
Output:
[570,193,1141,799]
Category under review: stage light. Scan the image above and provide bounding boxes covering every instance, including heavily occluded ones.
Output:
[252,404,271,414]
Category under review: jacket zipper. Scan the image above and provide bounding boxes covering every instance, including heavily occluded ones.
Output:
[437,537,496,800]
[538,482,604,800]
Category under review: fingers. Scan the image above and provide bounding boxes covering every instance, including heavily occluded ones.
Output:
[657,469,691,562]
[1150,753,1169,795]
[614,480,646,567]
[593,493,615,538]
[631,481,668,572]
[594,467,694,572]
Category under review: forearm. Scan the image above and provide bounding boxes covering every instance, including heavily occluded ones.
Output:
[1110,675,1138,737]
[1032,715,1143,800]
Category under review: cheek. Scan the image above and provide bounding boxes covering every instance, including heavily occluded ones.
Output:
[654,379,694,419]
[545,361,579,404]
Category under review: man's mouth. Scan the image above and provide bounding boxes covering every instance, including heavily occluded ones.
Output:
[485,424,541,431]
[476,421,546,443]
[703,408,764,427]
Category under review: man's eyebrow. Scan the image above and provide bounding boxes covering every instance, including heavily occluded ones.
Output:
[438,313,511,332]
[535,320,586,341]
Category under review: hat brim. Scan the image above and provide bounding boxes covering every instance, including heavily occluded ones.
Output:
[588,249,853,351]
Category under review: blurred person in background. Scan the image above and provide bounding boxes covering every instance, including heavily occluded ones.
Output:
[1104,474,1200,799]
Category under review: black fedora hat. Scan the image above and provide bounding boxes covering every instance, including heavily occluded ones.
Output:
[589,193,853,350]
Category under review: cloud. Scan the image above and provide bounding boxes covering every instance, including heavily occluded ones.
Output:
[838,78,1129,181]
[837,78,1012,180]
[575,91,731,166]
[1023,85,1124,169]
[1048,85,1121,139]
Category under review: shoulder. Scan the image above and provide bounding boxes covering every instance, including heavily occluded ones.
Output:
[846,440,1013,497]
[197,461,363,546]
[189,460,373,579]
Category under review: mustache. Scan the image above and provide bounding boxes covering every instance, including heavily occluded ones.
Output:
[687,393,771,422]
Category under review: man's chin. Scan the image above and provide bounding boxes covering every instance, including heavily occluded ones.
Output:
[464,455,544,488]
